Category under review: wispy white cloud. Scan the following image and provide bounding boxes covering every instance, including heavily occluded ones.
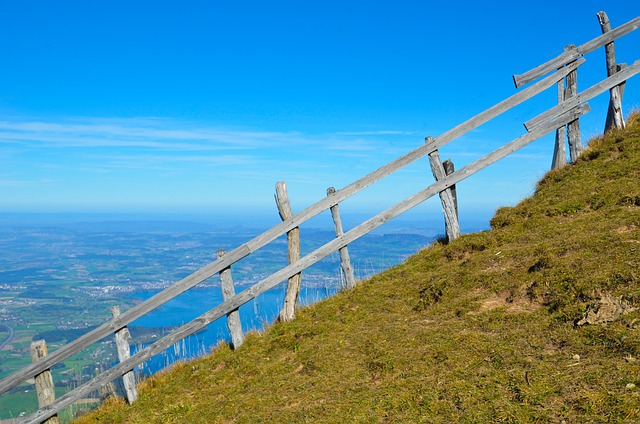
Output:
[0,178,54,187]
[0,116,420,154]
[332,130,418,136]
[0,179,28,187]
[0,118,294,150]
[0,115,433,205]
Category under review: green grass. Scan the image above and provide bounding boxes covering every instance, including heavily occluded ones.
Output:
[76,115,640,423]
[0,389,38,420]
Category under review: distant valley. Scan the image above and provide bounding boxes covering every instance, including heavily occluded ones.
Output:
[0,215,467,419]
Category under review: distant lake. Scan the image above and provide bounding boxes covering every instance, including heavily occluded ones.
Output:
[126,283,339,374]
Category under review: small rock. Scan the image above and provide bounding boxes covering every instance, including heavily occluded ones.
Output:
[572,354,580,361]
[626,383,636,390]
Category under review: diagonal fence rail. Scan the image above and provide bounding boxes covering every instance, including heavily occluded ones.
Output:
[2,11,639,424]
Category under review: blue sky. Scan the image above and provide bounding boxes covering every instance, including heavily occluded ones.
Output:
[0,1,638,225]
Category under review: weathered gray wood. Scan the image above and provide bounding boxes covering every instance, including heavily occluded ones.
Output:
[0,61,582,398]
[551,74,567,170]
[428,146,460,242]
[598,11,625,130]
[327,187,356,289]
[513,15,640,87]
[275,181,302,322]
[525,60,640,131]
[605,63,627,131]
[216,249,244,349]
[30,341,58,424]
[21,104,591,424]
[565,68,582,162]
[442,159,458,218]
[109,306,138,404]
[597,11,618,77]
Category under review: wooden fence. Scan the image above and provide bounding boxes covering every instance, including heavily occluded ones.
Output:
[1,11,639,424]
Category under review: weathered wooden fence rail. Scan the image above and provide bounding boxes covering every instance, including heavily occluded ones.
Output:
[2,11,639,424]
[512,15,640,87]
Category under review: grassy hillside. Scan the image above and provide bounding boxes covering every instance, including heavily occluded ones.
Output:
[77,115,640,423]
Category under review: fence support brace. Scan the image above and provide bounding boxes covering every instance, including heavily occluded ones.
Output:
[552,68,568,169]
[217,249,245,349]
[327,187,356,289]
[552,45,582,170]
[275,181,302,322]
[598,11,626,131]
[30,340,59,424]
[110,306,138,404]
[427,139,461,243]
[566,65,583,162]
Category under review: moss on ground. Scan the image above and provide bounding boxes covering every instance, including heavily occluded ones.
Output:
[76,114,640,423]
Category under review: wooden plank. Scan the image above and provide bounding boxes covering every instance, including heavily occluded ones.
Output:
[598,11,625,130]
[275,181,302,322]
[605,63,628,131]
[442,159,458,217]
[110,306,137,404]
[513,15,640,88]
[30,341,58,424]
[216,249,244,349]
[565,69,582,162]
[427,146,460,242]
[327,187,356,289]
[598,12,620,78]
[22,104,590,424]
[0,60,581,397]
[525,60,640,131]
[551,75,567,170]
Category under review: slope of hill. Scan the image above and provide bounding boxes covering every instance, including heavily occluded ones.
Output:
[77,116,640,423]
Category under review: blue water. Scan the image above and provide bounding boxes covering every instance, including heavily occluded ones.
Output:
[125,283,338,374]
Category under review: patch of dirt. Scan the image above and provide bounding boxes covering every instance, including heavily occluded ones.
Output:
[471,291,542,315]
[615,224,638,234]
[576,292,637,326]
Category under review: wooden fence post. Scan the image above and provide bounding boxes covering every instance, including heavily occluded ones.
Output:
[426,137,460,242]
[604,62,627,130]
[551,45,582,167]
[565,62,582,162]
[326,187,356,289]
[216,249,245,349]
[30,340,59,424]
[442,159,458,219]
[597,11,626,131]
[551,62,568,170]
[110,306,138,404]
[275,181,302,322]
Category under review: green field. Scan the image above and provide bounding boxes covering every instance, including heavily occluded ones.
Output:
[0,209,433,420]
